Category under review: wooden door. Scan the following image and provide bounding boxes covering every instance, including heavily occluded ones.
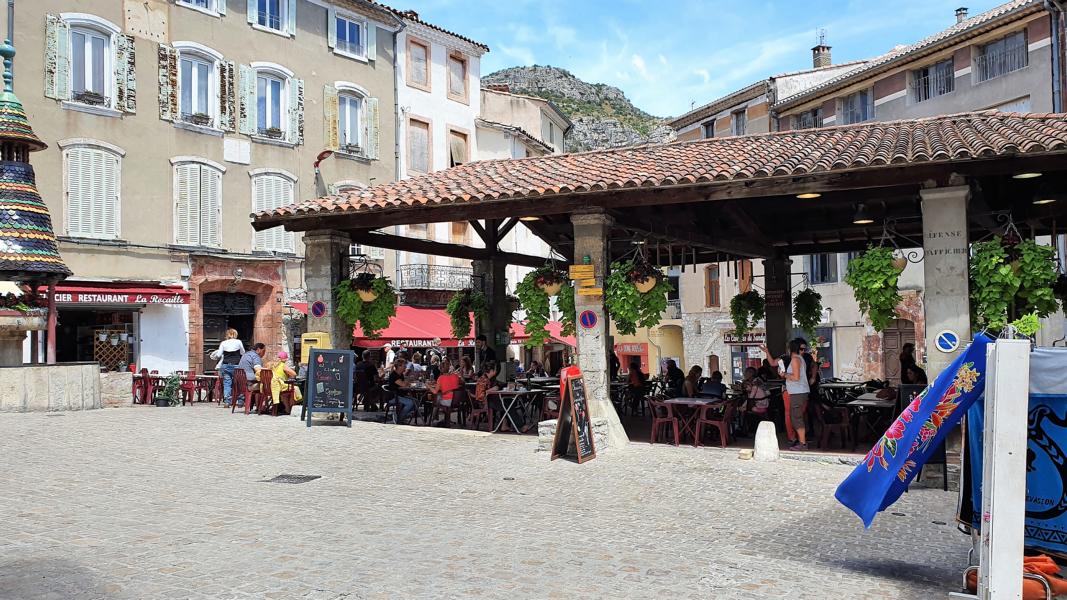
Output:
[202,315,228,370]
[882,319,916,384]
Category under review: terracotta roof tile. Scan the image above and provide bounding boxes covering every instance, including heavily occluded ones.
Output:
[254,111,1067,225]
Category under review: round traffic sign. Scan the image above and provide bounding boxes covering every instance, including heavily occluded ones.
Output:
[579,310,598,329]
[310,300,327,318]
[935,330,960,353]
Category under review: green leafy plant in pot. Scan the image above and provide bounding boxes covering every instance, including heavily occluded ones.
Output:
[970,237,1059,334]
[605,259,670,335]
[446,288,488,340]
[793,288,823,340]
[557,280,576,337]
[156,374,181,407]
[729,290,765,337]
[335,274,398,338]
[844,246,902,332]
[534,268,566,296]
[516,267,561,347]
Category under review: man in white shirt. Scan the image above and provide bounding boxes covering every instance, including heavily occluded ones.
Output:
[384,343,396,368]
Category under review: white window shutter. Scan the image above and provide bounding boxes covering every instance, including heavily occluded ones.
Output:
[366,23,377,61]
[238,64,256,135]
[65,149,85,235]
[103,153,120,238]
[364,97,379,160]
[217,0,227,16]
[252,176,266,250]
[323,84,339,151]
[44,14,71,100]
[287,0,297,35]
[219,60,237,132]
[157,44,178,121]
[282,177,295,252]
[174,163,199,245]
[246,0,256,24]
[115,34,137,113]
[288,78,304,145]
[202,166,222,247]
[326,7,337,49]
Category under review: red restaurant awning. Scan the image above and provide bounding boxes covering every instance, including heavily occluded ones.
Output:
[510,321,576,347]
[40,284,190,305]
[353,306,474,348]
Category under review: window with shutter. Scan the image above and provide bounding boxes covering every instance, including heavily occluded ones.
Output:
[64,143,122,239]
[251,171,295,252]
[448,129,468,167]
[447,53,468,102]
[407,38,430,90]
[408,118,430,174]
[338,94,362,151]
[173,160,223,247]
[247,63,296,142]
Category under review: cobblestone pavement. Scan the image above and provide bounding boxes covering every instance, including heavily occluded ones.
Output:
[0,406,971,599]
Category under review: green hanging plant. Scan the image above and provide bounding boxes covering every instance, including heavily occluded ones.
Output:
[844,246,902,332]
[445,288,488,340]
[730,290,765,337]
[1011,312,1042,337]
[970,237,1059,333]
[793,288,823,339]
[516,266,563,347]
[335,275,397,338]
[605,259,670,335]
[557,280,576,337]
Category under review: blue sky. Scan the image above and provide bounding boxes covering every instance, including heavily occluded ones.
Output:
[406,0,1009,117]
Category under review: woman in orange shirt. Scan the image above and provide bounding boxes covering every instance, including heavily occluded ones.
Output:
[430,360,463,426]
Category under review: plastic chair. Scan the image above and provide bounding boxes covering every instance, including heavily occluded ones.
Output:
[179,370,198,406]
[648,396,680,446]
[696,401,737,448]
[430,387,468,427]
[539,391,560,421]
[132,368,153,404]
[231,369,251,414]
[253,368,273,414]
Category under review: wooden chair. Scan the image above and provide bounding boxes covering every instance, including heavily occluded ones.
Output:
[179,370,198,406]
[696,401,737,448]
[253,368,273,414]
[231,369,251,414]
[648,396,679,446]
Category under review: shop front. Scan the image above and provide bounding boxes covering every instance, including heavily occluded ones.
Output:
[725,331,765,382]
[40,283,190,372]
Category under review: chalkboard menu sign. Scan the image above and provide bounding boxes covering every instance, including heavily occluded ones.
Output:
[551,366,596,463]
[305,349,354,428]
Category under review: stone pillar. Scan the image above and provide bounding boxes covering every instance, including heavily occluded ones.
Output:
[763,255,793,357]
[303,230,352,350]
[473,256,510,355]
[921,185,971,380]
[571,211,629,449]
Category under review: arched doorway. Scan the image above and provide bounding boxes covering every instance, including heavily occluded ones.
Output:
[882,318,916,384]
[202,292,256,369]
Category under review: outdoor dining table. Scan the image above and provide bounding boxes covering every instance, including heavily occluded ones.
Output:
[663,397,726,446]
[195,374,219,402]
[847,394,897,441]
[487,389,538,433]
[525,377,558,387]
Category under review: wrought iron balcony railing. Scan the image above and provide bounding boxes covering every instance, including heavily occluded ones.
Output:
[397,264,479,292]
[974,42,1028,83]
[663,299,682,319]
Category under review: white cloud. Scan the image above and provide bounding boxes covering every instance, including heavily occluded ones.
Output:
[694,69,710,85]
[631,54,651,80]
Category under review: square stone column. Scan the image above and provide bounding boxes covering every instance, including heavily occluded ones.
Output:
[763,255,793,357]
[303,230,352,351]
[571,211,629,449]
[921,185,971,380]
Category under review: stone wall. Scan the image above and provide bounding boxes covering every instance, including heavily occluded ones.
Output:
[0,363,101,412]
[100,372,133,408]
[682,310,736,381]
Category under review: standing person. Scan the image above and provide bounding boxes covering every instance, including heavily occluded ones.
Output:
[236,343,267,408]
[475,334,497,367]
[386,359,417,424]
[899,343,928,384]
[610,351,621,381]
[210,329,245,407]
[627,360,648,412]
[762,341,810,451]
[355,350,380,411]
[383,343,396,369]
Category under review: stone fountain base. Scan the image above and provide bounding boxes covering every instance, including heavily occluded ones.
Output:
[0,311,45,366]
[0,311,103,412]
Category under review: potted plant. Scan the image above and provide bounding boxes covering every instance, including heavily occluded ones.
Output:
[262,127,283,139]
[351,272,380,302]
[844,246,902,332]
[533,267,566,296]
[446,288,488,339]
[516,269,554,347]
[605,259,670,335]
[970,237,1060,334]
[335,274,397,338]
[729,290,765,337]
[793,288,823,339]
[186,112,212,126]
[557,281,576,337]
[74,90,107,106]
[156,374,181,407]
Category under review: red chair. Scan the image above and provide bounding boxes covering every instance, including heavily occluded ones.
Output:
[179,370,198,406]
[648,397,680,446]
[231,369,251,414]
[275,380,297,416]
[133,368,154,404]
[253,369,273,414]
[213,376,224,404]
[696,401,737,448]
[539,392,560,421]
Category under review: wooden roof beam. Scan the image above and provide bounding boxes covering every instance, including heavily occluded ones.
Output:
[348,231,548,269]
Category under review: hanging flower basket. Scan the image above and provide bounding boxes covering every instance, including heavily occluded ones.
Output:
[627,261,662,294]
[446,288,488,339]
[534,269,565,296]
[891,255,907,272]
[335,274,397,338]
[351,272,379,302]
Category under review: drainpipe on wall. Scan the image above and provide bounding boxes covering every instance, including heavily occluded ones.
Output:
[392,21,405,278]
[1048,1,1066,112]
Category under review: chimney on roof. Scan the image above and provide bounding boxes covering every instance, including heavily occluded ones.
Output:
[811,28,831,68]
[486,84,510,93]
[402,10,419,20]
[955,7,968,23]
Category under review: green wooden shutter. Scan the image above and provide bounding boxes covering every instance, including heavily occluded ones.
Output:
[115,34,137,113]
[157,44,178,121]
[218,61,237,132]
[287,0,297,35]
[364,97,379,160]
[217,0,227,16]
[238,64,256,135]
[246,0,256,24]
[326,7,337,49]
[323,84,339,151]
[366,23,377,61]
[44,14,70,100]
[288,78,304,145]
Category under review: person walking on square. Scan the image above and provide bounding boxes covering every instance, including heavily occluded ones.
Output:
[210,329,244,407]
[762,341,810,451]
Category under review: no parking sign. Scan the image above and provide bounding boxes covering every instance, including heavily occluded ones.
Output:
[579,310,598,330]
[935,330,960,353]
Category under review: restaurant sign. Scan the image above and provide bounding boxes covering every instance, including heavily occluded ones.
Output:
[724,331,765,344]
[46,290,189,305]
[387,338,474,348]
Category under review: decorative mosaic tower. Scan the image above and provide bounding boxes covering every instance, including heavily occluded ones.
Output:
[0,39,70,366]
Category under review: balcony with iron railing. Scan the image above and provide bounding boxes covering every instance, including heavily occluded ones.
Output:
[974,42,1028,83]
[911,69,954,103]
[662,299,682,320]
[397,264,481,292]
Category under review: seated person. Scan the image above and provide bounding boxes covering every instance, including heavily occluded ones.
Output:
[700,371,727,399]
[683,365,703,397]
[664,359,685,396]
[527,360,548,378]
[429,360,463,426]
[355,349,380,410]
[269,351,302,410]
[386,359,417,423]
[740,367,769,415]
[628,361,648,398]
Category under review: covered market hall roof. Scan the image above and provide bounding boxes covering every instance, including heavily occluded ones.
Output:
[253,111,1067,264]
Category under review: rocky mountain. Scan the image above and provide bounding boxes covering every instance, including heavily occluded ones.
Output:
[482,65,675,152]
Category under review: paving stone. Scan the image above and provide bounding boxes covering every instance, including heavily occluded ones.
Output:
[0,405,971,599]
